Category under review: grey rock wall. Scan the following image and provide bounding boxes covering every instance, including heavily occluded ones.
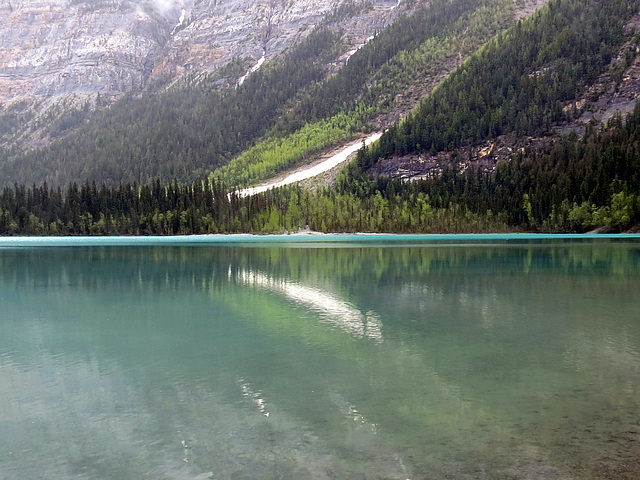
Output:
[0,0,415,106]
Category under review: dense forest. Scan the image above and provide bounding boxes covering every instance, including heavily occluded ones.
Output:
[2,101,639,235]
[0,0,639,235]
[215,0,517,188]
[360,0,636,160]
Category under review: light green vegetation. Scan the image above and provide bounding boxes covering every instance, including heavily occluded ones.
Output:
[214,107,373,188]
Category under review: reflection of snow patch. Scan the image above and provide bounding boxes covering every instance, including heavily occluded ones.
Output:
[235,268,383,343]
[328,392,378,433]
[347,404,377,432]
[239,378,270,417]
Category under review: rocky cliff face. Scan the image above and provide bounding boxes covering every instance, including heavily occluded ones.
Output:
[0,0,169,104]
[0,0,413,108]
[0,0,418,148]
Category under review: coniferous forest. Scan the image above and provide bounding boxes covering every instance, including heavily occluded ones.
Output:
[1,0,639,235]
[2,102,639,235]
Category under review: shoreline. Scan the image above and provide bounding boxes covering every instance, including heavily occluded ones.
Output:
[1,232,639,247]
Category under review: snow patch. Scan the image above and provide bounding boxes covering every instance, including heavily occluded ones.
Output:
[235,132,383,198]
[345,36,375,63]
[170,8,187,35]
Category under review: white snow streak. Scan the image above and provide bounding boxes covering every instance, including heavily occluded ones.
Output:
[238,51,266,86]
[345,35,375,63]
[170,8,187,35]
[235,132,383,198]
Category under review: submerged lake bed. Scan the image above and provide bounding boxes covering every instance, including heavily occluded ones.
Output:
[1,235,639,479]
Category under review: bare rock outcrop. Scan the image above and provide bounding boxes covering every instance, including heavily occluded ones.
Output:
[0,0,416,107]
[0,1,170,103]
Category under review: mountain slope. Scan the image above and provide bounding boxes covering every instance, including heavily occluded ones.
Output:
[357,0,640,182]
[0,0,428,186]
[0,0,545,188]
[357,0,637,164]
[215,0,540,189]
[1,0,640,237]
[0,0,394,103]
[0,0,410,150]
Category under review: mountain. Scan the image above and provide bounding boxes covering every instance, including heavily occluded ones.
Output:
[0,0,548,187]
[0,0,409,149]
[0,0,378,102]
[0,0,639,236]
[360,0,640,180]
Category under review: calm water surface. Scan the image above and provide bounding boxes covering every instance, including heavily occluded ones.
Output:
[1,236,639,479]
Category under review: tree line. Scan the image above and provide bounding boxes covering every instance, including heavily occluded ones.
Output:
[340,106,640,232]
[1,103,639,236]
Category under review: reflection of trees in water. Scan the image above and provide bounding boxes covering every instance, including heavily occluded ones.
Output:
[0,241,638,292]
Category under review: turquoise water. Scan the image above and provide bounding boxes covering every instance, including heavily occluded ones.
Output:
[1,236,639,479]
[1,232,639,247]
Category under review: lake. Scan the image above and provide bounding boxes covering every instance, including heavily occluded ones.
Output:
[1,235,639,479]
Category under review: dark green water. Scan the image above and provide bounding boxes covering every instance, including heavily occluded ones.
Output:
[1,236,639,479]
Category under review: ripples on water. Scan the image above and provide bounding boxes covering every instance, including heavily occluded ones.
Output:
[0,236,639,479]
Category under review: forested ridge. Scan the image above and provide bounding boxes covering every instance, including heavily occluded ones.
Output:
[2,102,640,235]
[215,0,518,188]
[0,0,516,189]
[1,0,640,234]
[361,0,636,161]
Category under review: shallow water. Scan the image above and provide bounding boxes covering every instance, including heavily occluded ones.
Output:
[1,236,639,479]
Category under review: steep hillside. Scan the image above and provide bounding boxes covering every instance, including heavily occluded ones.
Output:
[0,0,402,103]
[0,0,411,149]
[361,0,640,180]
[0,27,352,185]
[215,0,547,189]
[0,0,545,188]
[1,0,639,237]
[0,0,168,103]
